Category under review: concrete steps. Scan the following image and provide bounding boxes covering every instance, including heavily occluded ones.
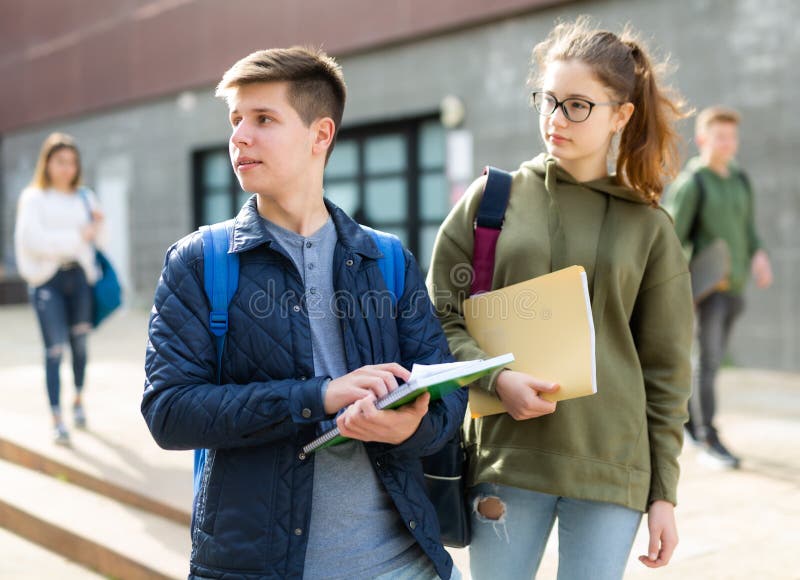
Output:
[0,458,189,579]
[0,308,196,578]
[0,436,190,528]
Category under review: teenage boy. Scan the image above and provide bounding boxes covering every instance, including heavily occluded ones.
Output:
[665,106,772,468]
[143,47,465,580]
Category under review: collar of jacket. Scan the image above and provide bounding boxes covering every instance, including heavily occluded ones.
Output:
[227,194,383,260]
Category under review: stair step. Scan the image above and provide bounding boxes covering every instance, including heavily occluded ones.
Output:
[0,458,189,579]
[0,436,190,527]
[0,359,194,525]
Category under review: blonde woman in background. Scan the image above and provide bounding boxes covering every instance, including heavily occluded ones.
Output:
[15,132,104,445]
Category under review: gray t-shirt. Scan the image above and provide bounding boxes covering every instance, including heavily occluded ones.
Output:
[262,216,423,579]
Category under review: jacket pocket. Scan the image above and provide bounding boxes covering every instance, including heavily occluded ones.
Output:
[196,448,277,572]
[199,450,226,535]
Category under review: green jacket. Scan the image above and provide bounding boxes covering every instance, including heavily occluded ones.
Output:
[426,154,693,511]
[663,157,763,295]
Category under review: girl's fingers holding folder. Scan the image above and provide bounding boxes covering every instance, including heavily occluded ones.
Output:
[495,370,558,420]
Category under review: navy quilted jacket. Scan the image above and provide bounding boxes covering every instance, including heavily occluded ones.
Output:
[143,197,466,579]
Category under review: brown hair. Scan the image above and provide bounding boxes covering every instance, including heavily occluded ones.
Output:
[530,17,690,204]
[29,132,82,190]
[695,105,740,135]
[216,46,347,161]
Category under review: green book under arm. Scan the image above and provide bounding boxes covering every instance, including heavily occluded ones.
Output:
[301,352,514,455]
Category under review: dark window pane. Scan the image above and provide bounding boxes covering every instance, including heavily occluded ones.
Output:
[365,134,406,174]
[419,121,445,169]
[326,141,358,179]
[417,224,440,271]
[419,173,449,220]
[203,188,232,224]
[365,177,407,222]
[326,181,359,215]
[203,151,232,188]
[236,190,251,211]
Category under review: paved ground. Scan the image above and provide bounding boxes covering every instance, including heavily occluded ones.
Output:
[1,304,798,579]
[0,526,104,580]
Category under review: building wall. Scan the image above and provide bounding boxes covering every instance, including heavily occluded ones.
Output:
[3,0,799,369]
[0,0,562,132]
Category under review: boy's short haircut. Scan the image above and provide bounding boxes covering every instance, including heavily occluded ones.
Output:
[216,46,347,160]
[695,105,741,135]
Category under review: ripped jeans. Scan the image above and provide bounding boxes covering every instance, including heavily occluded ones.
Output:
[468,483,641,580]
[30,265,92,413]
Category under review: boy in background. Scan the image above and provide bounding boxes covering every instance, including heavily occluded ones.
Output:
[665,106,772,468]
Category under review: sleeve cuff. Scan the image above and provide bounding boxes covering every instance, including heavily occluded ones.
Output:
[289,376,329,423]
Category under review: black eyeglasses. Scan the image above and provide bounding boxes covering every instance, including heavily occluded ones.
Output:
[531,91,621,123]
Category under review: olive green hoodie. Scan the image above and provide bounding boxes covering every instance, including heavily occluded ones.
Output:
[427,154,693,511]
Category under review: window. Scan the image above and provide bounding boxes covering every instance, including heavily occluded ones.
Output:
[325,117,448,270]
[192,116,450,270]
[192,148,249,227]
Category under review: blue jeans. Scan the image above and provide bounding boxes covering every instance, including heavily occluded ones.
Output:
[468,483,641,580]
[30,265,92,412]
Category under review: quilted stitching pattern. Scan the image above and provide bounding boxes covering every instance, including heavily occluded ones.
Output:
[143,198,466,579]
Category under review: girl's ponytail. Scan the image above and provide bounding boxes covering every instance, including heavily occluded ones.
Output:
[617,37,686,204]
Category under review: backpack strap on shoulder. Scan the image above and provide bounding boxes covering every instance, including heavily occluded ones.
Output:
[200,220,239,384]
[472,166,513,295]
[195,219,238,498]
[689,172,707,249]
[362,225,405,304]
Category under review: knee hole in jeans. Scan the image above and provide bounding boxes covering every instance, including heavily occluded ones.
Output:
[475,496,506,521]
[46,344,65,359]
[70,322,92,337]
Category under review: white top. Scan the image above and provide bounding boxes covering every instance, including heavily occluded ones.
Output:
[14,186,105,287]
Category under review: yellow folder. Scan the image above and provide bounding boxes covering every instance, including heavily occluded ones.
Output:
[463,265,597,417]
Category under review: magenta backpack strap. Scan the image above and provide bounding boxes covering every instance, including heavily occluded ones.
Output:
[471,166,513,295]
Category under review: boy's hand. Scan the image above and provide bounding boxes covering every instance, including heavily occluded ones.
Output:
[324,363,411,415]
[751,249,773,289]
[495,370,559,420]
[337,392,430,445]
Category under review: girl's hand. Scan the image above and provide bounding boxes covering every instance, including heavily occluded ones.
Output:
[494,370,559,420]
[639,500,678,568]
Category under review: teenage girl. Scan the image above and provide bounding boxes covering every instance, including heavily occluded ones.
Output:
[428,18,693,579]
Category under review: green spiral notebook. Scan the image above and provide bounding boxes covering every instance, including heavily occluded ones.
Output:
[301,352,514,455]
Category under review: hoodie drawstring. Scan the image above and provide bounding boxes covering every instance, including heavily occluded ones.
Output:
[543,156,614,333]
[544,157,568,272]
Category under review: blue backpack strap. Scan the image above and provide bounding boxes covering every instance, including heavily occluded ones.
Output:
[195,219,238,498]
[201,219,239,381]
[362,226,405,303]
[476,166,513,229]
